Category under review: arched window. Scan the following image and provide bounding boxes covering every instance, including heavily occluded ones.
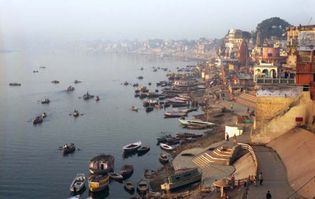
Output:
[262,69,269,77]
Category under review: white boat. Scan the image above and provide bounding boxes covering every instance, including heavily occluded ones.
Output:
[160,143,176,151]
[164,111,187,118]
[178,118,215,126]
[122,141,142,153]
[69,173,86,193]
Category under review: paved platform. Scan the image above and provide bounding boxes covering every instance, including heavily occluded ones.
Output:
[247,146,299,199]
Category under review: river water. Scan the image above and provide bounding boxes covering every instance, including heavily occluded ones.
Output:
[0,50,198,198]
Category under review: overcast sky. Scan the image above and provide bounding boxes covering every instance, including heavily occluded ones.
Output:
[0,0,315,42]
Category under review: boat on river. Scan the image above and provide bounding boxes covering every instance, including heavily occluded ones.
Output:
[159,153,169,164]
[122,141,142,153]
[69,173,86,193]
[160,143,176,151]
[88,174,110,192]
[124,181,135,193]
[108,172,123,181]
[66,86,75,92]
[83,92,94,100]
[9,82,21,86]
[164,111,187,118]
[137,179,149,194]
[33,115,43,125]
[178,118,215,127]
[41,98,50,104]
[63,143,76,155]
[161,168,202,191]
[137,145,150,155]
[89,154,115,175]
[120,164,134,179]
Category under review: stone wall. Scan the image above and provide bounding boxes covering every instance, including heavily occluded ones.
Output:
[253,91,313,143]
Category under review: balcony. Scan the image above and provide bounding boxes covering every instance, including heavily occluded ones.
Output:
[256,77,295,85]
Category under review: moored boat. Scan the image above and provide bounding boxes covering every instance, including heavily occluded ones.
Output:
[164,111,187,118]
[145,106,154,113]
[124,181,135,193]
[178,118,215,127]
[120,164,134,179]
[161,168,202,191]
[159,153,169,164]
[74,80,82,84]
[88,174,110,192]
[108,172,123,181]
[69,173,86,193]
[137,179,149,194]
[122,141,142,153]
[89,154,115,175]
[63,143,76,155]
[137,145,150,155]
[66,85,75,92]
[144,169,156,179]
[160,143,176,151]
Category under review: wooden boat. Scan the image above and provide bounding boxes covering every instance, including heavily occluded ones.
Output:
[137,145,150,155]
[131,106,138,112]
[123,181,135,193]
[145,106,153,113]
[108,172,123,181]
[73,110,79,117]
[9,83,22,86]
[122,141,142,153]
[41,98,50,104]
[185,124,208,129]
[63,143,76,155]
[96,96,100,101]
[176,132,203,139]
[120,164,134,179]
[69,173,86,193]
[159,153,169,164]
[160,143,176,151]
[137,76,144,80]
[161,168,202,191]
[66,86,75,92]
[51,80,60,84]
[144,169,156,179]
[178,118,215,127]
[157,134,172,143]
[137,179,149,194]
[88,174,110,192]
[33,116,43,125]
[41,112,47,118]
[83,92,94,100]
[89,155,114,175]
[74,80,82,84]
[164,111,187,118]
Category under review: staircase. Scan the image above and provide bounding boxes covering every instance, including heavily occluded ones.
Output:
[192,143,236,167]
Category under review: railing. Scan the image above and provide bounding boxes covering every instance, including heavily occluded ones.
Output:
[256,77,295,85]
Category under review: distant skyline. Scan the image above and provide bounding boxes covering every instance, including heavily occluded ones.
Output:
[0,0,315,43]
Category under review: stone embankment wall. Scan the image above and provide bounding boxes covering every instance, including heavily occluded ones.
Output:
[268,128,315,199]
[253,90,313,143]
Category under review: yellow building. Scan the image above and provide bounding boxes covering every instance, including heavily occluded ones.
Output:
[286,25,315,69]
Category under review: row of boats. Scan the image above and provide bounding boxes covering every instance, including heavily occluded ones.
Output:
[68,154,152,197]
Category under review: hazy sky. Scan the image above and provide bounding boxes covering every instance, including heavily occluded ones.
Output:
[0,0,315,41]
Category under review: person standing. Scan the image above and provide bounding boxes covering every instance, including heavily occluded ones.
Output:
[258,172,263,185]
[266,190,272,199]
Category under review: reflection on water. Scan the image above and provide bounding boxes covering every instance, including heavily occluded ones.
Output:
[0,51,197,198]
